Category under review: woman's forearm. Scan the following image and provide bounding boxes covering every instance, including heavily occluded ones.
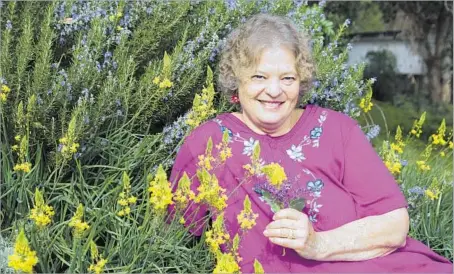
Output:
[300,208,409,262]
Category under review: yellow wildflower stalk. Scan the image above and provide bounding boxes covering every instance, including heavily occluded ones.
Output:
[88,240,108,274]
[148,165,173,213]
[237,195,258,230]
[206,213,230,254]
[186,67,216,129]
[173,172,196,209]
[213,250,240,274]
[30,189,55,228]
[262,163,287,188]
[195,168,227,211]
[0,84,11,102]
[68,204,90,237]
[409,112,426,138]
[359,88,373,113]
[8,228,38,274]
[430,119,447,146]
[117,172,137,217]
[254,259,265,274]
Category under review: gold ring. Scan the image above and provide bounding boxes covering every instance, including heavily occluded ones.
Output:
[289,229,296,239]
[281,228,289,238]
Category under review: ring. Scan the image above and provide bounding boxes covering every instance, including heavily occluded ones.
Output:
[289,229,296,239]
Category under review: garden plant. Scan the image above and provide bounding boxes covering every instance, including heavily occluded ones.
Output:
[0,0,452,273]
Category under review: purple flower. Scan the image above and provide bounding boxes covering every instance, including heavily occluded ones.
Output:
[366,125,380,141]
[344,18,351,26]
[6,20,12,30]
[408,186,425,196]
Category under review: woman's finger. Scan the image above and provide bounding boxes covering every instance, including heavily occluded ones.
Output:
[268,237,306,250]
[263,227,306,240]
[273,208,307,221]
[265,219,300,230]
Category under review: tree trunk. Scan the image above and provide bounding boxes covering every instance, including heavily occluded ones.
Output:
[427,61,444,102]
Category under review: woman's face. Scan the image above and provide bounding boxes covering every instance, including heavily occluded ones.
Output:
[238,46,300,131]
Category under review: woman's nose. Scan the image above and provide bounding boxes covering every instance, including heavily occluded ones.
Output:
[265,79,282,97]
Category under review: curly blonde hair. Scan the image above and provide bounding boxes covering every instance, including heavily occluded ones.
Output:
[218,13,315,96]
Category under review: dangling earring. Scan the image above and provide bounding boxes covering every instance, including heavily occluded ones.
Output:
[230,94,240,104]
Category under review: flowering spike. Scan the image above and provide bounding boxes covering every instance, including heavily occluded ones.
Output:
[254,259,265,274]
[122,172,130,188]
[8,228,38,274]
[222,129,229,144]
[206,137,213,155]
[90,240,98,261]
[252,141,261,161]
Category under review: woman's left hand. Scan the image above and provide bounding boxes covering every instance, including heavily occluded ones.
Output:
[263,208,320,260]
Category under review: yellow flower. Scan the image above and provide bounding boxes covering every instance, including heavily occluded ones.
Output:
[440,151,445,157]
[390,143,403,154]
[68,204,90,237]
[118,199,128,206]
[359,98,373,113]
[159,78,173,88]
[8,228,38,274]
[213,251,240,274]
[12,145,19,151]
[1,84,11,93]
[254,259,265,274]
[0,93,6,102]
[237,195,258,230]
[206,214,230,254]
[416,160,431,172]
[88,241,107,274]
[148,165,173,212]
[195,169,227,211]
[425,189,440,200]
[29,189,55,228]
[116,26,123,31]
[262,163,287,188]
[173,172,195,208]
[15,135,21,141]
[449,141,453,149]
[153,76,160,85]
[128,196,137,204]
[179,217,186,224]
[13,162,32,173]
[69,143,80,153]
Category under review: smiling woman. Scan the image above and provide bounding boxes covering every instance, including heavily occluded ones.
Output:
[170,13,453,273]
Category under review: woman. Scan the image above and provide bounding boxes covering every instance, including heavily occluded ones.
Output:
[170,14,452,272]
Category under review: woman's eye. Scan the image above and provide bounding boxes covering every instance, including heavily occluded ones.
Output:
[252,75,265,80]
[282,77,296,84]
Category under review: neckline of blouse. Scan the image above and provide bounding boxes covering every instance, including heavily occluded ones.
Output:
[220,104,316,143]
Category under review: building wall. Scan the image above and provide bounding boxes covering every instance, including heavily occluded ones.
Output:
[346,39,426,75]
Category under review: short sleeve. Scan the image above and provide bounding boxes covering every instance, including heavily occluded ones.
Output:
[341,118,408,219]
[168,140,209,236]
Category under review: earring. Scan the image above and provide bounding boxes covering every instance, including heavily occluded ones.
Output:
[230,94,240,104]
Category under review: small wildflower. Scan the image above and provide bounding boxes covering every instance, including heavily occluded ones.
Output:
[237,195,258,230]
[206,213,230,254]
[68,204,90,237]
[359,89,373,113]
[13,162,32,173]
[29,189,55,228]
[254,259,265,273]
[262,163,287,188]
[416,160,431,172]
[153,76,160,85]
[148,165,173,213]
[88,240,107,274]
[425,189,440,200]
[213,250,240,274]
[7,228,38,274]
[173,172,196,208]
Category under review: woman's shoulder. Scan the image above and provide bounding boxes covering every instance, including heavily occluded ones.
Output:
[182,114,230,153]
[310,104,358,129]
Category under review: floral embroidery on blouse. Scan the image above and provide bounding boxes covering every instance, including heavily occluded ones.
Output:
[212,113,326,223]
[285,110,327,161]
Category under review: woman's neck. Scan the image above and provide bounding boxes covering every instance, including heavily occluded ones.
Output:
[233,108,303,137]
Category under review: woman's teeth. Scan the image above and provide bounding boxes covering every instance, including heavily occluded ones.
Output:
[260,101,282,109]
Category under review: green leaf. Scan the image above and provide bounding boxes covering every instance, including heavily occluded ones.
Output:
[289,198,306,211]
[261,190,282,213]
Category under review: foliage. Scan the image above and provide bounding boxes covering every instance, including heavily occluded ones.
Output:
[0,1,452,273]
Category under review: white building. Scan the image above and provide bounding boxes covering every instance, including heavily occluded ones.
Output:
[346,31,426,75]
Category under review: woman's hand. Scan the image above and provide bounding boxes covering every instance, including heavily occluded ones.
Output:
[263,208,321,260]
